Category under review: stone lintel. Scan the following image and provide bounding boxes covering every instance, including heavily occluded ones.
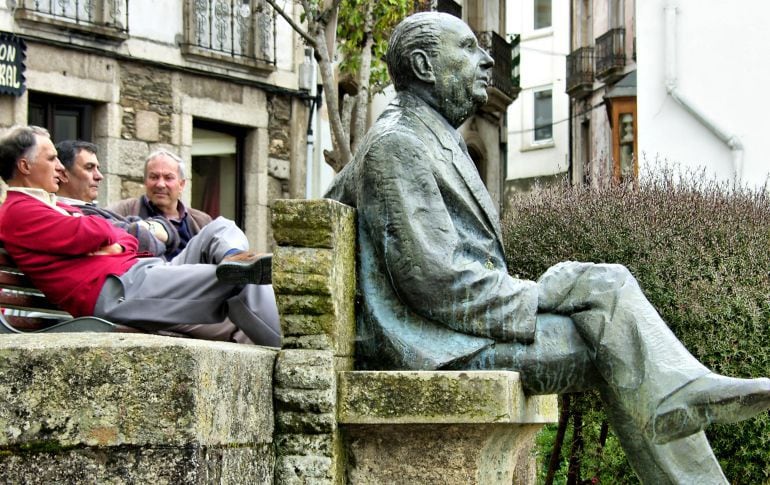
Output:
[338,370,558,425]
[0,334,277,448]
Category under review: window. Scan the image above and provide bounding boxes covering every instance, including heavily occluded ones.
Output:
[534,0,552,29]
[609,97,637,181]
[577,0,592,46]
[534,89,553,142]
[28,93,93,143]
[609,0,624,28]
[14,0,128,38]
[183,0,276,70]
[191,122,245,227]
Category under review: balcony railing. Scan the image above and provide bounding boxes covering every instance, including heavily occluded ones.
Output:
[15,0,129,38]
[477,30,516,101]
[566,46,594,98]
[595,27,625,80]
[183,0,276,69]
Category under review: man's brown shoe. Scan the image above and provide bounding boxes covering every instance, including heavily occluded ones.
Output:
[217,251,272,285]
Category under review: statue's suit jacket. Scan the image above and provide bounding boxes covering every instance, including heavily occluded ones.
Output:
[326,91,538,369]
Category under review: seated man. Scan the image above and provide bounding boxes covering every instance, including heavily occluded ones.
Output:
[325,12,770,484]
[55,140,179,258]
[108,150,212,259]
[0,126,280,347]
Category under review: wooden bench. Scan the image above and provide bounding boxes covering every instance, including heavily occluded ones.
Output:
[0,245,120,334]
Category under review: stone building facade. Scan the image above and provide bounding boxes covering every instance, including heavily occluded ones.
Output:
[0,0,309,251]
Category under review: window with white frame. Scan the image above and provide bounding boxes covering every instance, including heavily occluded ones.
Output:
[534,89,553,142]
[534,0,552,29]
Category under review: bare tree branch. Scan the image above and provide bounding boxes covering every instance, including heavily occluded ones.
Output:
[314,23,353,168]
[318,0,344,24]
[341,93,355,142]
[265,0,316,46]
[351,3,374,155]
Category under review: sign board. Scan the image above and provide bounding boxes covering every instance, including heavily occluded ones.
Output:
[0,33,26,96]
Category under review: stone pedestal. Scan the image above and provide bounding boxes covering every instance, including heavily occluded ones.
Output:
[339,370,557,484]
[271,199,558,485]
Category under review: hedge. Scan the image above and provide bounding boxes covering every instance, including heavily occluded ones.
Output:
[502,169,770,484]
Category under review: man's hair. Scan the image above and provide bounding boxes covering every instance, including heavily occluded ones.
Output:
[386,12,445,91]
[0,125,50,182]
[144,149,186,180]
[55,140,98,170]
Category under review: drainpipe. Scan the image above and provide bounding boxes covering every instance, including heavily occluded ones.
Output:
[664,3,744,182]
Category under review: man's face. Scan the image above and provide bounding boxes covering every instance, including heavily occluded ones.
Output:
[430,17,494,124]
[24,135,65,193]
[145,154,185,211]
[60,149,103,202]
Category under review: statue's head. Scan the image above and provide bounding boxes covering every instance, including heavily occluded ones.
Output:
[386,12,494,127]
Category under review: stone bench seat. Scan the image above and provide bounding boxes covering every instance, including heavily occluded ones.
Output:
[339,370,557,484]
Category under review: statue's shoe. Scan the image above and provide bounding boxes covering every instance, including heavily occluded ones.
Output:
[650,373,770,444]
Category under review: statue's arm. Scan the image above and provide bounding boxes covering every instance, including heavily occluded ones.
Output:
[360,134,537,343]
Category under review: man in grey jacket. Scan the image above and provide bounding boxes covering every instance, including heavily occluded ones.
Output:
[325,12,770,484]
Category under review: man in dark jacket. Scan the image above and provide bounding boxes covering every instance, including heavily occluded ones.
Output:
[55,140,179,258]
[325,12,770,484]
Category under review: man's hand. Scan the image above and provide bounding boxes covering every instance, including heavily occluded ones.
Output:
[138,220,169,243]
[90,242,124,255]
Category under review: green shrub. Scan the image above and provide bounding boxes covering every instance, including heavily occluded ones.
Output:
[502,168,770,484]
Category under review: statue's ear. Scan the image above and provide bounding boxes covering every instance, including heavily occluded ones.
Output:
[410,49,435,83]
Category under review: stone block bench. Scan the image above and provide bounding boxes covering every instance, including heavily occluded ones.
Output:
[0,334,277,483]
[271,199,558,484]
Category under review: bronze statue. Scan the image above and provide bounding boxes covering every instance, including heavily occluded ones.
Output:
[326,12,770,484]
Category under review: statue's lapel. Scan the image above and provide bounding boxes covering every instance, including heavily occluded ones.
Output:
[426,118,504,244]
[404,95,504,244]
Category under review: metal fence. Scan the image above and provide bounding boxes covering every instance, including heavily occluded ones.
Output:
[18,0,128,32]
[188,0,276,64]
[595,27,625,77]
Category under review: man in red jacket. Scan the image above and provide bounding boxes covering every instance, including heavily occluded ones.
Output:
[0,126,280,347]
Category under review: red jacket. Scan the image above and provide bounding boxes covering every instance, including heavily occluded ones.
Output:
[0,191,139,316]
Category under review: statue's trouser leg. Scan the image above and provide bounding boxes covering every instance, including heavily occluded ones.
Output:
[460,261,728,484]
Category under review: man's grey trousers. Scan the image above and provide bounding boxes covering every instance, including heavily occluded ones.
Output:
[94,217,280,346]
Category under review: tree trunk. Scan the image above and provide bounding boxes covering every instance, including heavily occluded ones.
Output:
[351,3,374,156]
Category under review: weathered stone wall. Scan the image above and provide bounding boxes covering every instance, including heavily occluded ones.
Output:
[272,199,357,484]
[119,64,174,145]
[0,334,277,484]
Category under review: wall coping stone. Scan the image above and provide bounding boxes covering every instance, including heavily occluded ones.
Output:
[0,333,277,448]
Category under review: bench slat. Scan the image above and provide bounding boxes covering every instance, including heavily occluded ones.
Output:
[0,291,68,313]
[4,315,69,331]
[0,271,38,292]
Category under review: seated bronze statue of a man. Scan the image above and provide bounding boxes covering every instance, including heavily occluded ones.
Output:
[325,11,770,484]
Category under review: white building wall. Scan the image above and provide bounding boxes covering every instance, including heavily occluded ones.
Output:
[506,0,570,182]
[638,0,770,187]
